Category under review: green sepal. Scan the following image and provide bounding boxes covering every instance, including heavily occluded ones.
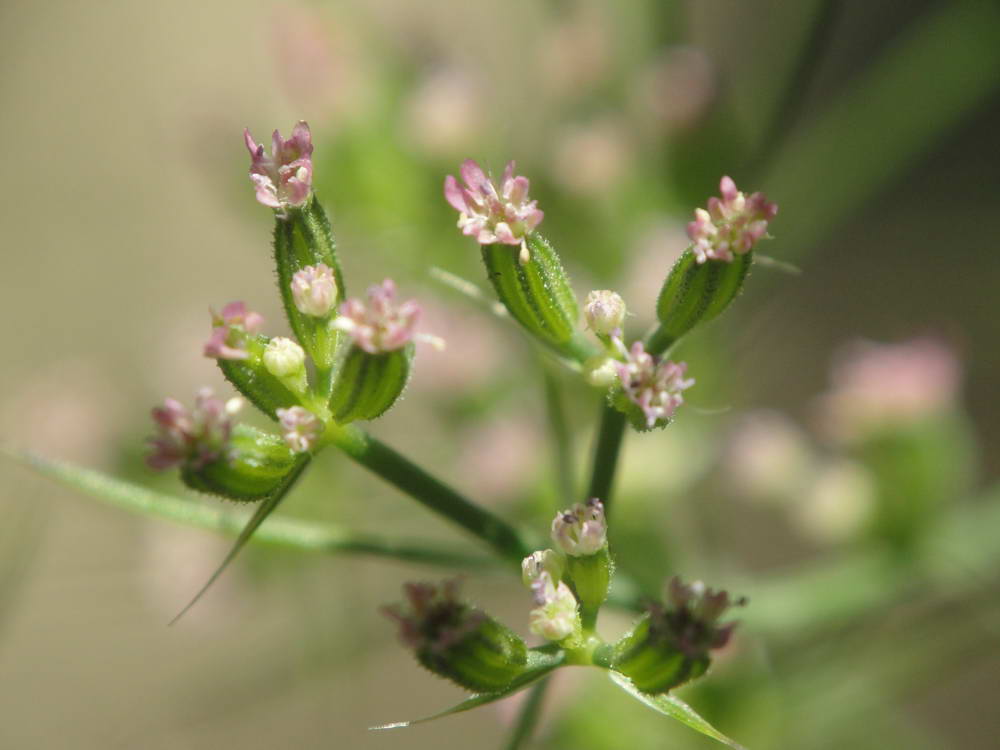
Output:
[481,234,580,354]
[607,613,711,694]
[274,194,344,369]
[417,615,529,693]
[608,388,672,433]
[650,249,752,354]
[372,647,565,730]
[180,424,299,502]
[565,547,612,628]
[217,336,302,420]
[328,344,413,423]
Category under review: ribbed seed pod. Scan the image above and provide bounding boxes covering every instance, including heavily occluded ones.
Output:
[481,234,580,352]
[328,344,413,423]
[417,616,529,693]
[273,195,345,369]
[652,249,752,353]
[217,337,302,420]
[181,424,303,501]
[609,614,711,694]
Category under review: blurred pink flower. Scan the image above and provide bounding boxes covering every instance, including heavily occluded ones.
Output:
[204,301,263,360]
[276,406,322,453]
[244,121,313,213]
[291,263,338,317]
[444,159,543,263]
[820,338,960,441]
[332,279,421,354]
[687,176,778,263]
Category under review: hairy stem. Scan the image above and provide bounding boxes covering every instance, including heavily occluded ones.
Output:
[327,425,531,563]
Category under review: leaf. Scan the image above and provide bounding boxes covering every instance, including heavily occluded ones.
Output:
[608,671,747,750]
[371,648,565,730]
[3,449,497,569]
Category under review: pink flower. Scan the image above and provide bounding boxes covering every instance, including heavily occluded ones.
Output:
[203,301,264,361]
[146,388,243,471]
[276,406,322,453]
[820,338,960,441]
[687,176,778,263]
[331,279,421,354]
[244,121,314,213]
[290,263,338,317]
[444,159,544,263]
[614,339,694,428]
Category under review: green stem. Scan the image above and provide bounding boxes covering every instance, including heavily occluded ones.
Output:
[502,677,549,750]
[327,425,531,563]
[542,365,575,507]
[587,404,627,510]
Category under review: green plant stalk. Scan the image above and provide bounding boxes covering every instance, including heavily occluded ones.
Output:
[586,404,627,511]
[502,677,550,750]
[324,424,531,563]
[542,364,575,507]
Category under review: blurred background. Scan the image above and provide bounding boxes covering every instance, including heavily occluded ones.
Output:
[2,0,999,747]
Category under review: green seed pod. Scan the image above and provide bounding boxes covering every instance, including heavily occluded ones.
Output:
[650,250,752,354]
[274,195,345,369]
[181,424,303,501]
[327,344,413,423]
[608,577,744,694]
[384,580,529,693]
[481,234,581,355]
[217,336,303,420]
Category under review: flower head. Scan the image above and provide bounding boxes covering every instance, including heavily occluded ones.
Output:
[652,576,747,657]
[204,301,264,361]
[551,497,607,557]
[147,388,242,471]
[521,549,566,587]
[584,290,627,336]
[332,279,421,354]
[244,121,314,213]
[291,263,338,317]
[444,159,544,263]
[382,579,485,655]
[614,340,694,428]
[687,176,778,264]
[528,572,580,642]
[276,406,322,453]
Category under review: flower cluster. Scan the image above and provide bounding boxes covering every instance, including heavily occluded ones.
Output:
[551,497,608,557]
[650,576,747,657]
[687,176,778,264]
[382,579,485,654]
[204,301,264,361]
[291,263,338,317]
[444,159,544,263]
[244,121,314,214]
[584,290,627,336]
[147,388,242,471]
[528,574,580,642]
[332,279,422,354]
[276,406,322,453]
[614,340,694,428]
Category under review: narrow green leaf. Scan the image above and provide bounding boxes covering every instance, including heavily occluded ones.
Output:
[169,454,310,624]
[608,671,747,750]
[371,649,565,730]
[4,450,497,569]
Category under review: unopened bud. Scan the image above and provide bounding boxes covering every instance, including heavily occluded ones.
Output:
[291,263,338,318]
[584,290,626,336]
[584,355,620,388]
[263,337,308,393]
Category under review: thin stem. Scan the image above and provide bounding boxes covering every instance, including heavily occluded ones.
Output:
[542,364,575,507]
[586,404,627,511]
[744,0,841,180]
[327,425,531,564]
[502,677,549,750]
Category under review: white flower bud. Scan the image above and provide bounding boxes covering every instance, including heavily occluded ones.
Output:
[584,290,626,335]
[263,337,306,377]
[529,576,580,642]
[583,355,619,388]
